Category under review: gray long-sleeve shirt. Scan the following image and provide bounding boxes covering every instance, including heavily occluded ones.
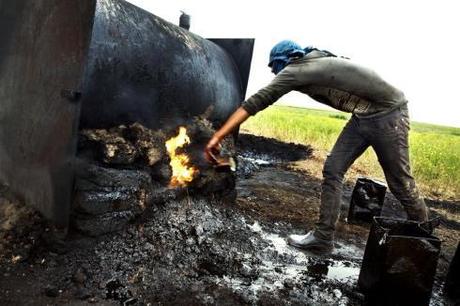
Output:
[242,51,407,117]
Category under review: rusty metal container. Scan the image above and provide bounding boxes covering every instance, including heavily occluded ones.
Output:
[0,0,254,225]
[347,177,386,223]
[358,217,441,306]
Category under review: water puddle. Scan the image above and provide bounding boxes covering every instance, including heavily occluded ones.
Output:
[239,155,272,166]
[326,261,360,281]
[333,241,365,260]
[216,221,363,302]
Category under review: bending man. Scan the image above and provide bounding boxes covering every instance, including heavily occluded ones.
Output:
[206,40,428,253]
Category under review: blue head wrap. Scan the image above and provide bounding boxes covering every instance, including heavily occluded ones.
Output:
[268,40,305,74]
[269,40,338,74]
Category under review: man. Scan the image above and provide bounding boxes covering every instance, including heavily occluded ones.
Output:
[206,40,428,253]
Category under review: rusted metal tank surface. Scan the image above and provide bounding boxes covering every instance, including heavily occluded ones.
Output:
[0,0,254,225]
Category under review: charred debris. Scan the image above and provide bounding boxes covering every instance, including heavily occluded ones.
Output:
[73,118,237,236]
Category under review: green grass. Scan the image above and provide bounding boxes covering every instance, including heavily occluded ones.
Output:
[241,105,460,199]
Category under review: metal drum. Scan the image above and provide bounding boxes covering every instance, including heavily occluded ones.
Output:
[359,217,441,306]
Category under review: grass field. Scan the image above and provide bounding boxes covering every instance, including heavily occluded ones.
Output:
[241,105,460,199]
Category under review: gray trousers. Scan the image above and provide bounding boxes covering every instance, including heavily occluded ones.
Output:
[315,106,428,241]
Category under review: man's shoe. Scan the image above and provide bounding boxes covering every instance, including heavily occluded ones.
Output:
[287,231,333,253]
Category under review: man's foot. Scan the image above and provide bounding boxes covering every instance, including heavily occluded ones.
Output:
[287,231,334,253]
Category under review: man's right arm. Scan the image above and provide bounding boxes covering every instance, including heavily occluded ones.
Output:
[206,68,298,155]
[206,107,250,151]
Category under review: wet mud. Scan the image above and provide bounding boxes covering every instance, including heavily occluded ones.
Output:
[1,133,459,305]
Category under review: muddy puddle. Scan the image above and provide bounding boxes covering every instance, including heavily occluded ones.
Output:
[214,220,363,305]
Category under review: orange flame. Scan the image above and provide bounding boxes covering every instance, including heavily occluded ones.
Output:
[165,127,199,187]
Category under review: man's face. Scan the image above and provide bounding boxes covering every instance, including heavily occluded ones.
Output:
[270,60,285,75]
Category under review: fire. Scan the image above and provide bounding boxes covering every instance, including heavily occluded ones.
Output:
[165,126,199,187]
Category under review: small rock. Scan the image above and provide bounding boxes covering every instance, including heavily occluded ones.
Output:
[75,287,91,300]
[73,269,87,284]
[283,278,295,289]
[44,286,59,297]
[333,289,342,299]
[124,297,138,305]
[81,263,91,271]
[197,236,206,245]
[144,242,154,252]
[127,227,137,236]
[195,225,204,236]
[186,238,195,246]
[88,297,98,303]
[11,255,23,264]
[240,264,253,278]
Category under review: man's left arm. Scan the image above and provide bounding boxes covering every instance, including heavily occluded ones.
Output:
[241,68,299,116]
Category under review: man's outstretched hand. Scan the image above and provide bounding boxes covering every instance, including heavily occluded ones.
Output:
[205,135,222,164]
[204,106,250,164]
[206,135,221,152]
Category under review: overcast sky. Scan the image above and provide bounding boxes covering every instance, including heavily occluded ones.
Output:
[127,0,460,127]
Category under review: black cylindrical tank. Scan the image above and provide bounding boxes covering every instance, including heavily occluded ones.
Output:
[80,0,244,130]
[0,0,253,225]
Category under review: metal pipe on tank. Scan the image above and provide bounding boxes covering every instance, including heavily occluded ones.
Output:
[179,11,191,30]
